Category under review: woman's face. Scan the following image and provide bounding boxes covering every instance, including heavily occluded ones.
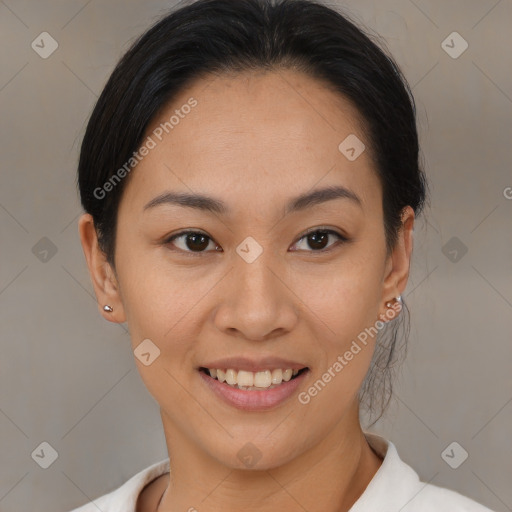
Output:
[82,69,413,470]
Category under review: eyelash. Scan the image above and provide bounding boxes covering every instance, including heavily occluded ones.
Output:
[163,227,349,256]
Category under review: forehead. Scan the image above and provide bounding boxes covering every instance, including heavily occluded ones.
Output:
[121,68,381,215]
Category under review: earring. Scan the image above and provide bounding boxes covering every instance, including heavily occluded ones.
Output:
[103,305,113,312]
[385,295,402,308]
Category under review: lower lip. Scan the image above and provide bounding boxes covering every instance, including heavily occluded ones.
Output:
[198,369,309,411]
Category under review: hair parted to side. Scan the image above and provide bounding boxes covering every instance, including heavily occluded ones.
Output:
[77,0,429,426]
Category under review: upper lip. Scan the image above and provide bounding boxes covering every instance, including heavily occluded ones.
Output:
[199,356,308,373]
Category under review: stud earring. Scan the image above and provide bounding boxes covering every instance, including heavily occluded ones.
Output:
[103,305,113,312]
[385,295,402,308]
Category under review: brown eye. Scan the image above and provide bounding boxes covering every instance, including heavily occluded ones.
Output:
[165,231,220,253]
[164,228,347,255]
[292,229,347,252]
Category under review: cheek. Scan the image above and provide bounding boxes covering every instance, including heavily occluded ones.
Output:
[289,251,383,399]
[113,263,189,396]
[119,264,204,407]
[295,273,379,422]
[292,254,383,340]
[116,242,200,336]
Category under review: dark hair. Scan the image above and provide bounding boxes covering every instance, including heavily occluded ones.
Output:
[77,0,429,426]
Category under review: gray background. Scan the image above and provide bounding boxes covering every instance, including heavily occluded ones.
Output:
[0,0,511,511]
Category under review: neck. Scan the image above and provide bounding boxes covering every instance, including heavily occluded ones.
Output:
[156,404,383,512]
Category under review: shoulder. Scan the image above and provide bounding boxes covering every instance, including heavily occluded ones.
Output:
[357,432,495,512]
[66,458,170,512]
[407,482,495,512]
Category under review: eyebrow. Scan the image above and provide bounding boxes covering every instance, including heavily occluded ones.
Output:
[143,185,362,215]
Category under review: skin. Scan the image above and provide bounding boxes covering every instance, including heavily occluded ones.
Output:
[79,68,414,512]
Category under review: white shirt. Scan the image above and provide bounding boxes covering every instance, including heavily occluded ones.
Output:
[68,432,495,511]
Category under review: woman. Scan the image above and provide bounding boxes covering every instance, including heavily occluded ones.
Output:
[70,0,494,510]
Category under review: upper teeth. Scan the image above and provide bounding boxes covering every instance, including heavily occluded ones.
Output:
[207,368,300,389]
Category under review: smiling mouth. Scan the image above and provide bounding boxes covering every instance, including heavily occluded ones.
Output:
[199,367,309,391]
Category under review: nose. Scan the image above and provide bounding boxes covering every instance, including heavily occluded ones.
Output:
[212,246,299,341]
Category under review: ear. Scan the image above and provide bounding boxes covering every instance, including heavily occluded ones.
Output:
[379,206,415,319]
[78,213,126,323]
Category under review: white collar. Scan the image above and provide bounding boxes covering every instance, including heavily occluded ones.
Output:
[76,431,492,511]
